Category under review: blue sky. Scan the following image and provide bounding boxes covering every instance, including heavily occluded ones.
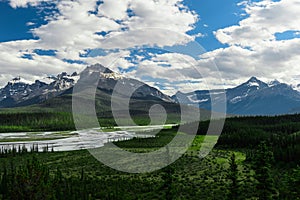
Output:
[0,3,36,41]
[185,0,248,51]
[0,0,248,50]
[0,0,300,94]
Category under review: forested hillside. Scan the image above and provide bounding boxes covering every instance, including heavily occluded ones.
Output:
[0,114,299,199]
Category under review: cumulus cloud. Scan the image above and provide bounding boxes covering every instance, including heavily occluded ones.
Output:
[210,0,300,86]
[1,0,199,89]
[31,0,198,50]
[111,51,223,94]
[215,0,300,48]
[0,40,84,85]
[5,0,300,93]
[98,0,130,20]
[199,38,300,86]
[9,0,50,8]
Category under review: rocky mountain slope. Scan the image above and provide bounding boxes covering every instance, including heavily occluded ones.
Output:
[173,77,300,115]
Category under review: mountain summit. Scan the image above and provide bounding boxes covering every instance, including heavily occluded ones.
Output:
[173,77,300,115]
[0,71,79,108]
[0,64,173,108]
[244,76,267,88]
[2,67,300,116]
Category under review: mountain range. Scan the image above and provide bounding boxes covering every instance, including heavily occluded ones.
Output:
[0,64,202,123]
[0,71,79,108]
[1,64,300,116]
[173,76,300,115]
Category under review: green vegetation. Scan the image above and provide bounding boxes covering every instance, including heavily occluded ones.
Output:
[114,128,177,152]
[0,112,74,132]
[0,114,299,199]
[192,114,300,164]
[0,111,181,133]
[228,153,239,199]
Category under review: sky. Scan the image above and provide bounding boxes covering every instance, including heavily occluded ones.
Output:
[0,0,300,94]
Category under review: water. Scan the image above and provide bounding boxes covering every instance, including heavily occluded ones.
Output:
[0,125,172,152]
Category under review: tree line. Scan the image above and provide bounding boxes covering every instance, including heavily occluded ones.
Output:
[0,142,299,199]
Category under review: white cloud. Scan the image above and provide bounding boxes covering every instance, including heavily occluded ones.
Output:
[194,32,205,38]
[198,38,300,87]
[0,39,84,87]
[7,0,300,94]
[9,0,50,8]
[1,0,199,89]
[31,0,198,50]
[98,0,130,20]
[126,0,197,33]
[112,51,224,94]
[210,0,300,87]
[26,22,35,26]
[215,0,300,48]
[135,53,202,80]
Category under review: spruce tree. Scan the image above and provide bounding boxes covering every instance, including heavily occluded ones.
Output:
[254,142,278,200]
[0,163,8,199]
[162,146,174,200]
[228,153,239,199]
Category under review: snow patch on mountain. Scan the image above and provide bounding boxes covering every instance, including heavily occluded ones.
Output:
[292,84,300,92]
[247,81,260,88]
[187,94,208,103]
[39,77,56,85]
[100,72,123,80]
[268,80,281,87]
[68,75,80,83]
[8,77,33,85]
[0,63,174,108]
[230,93,249,104]
[0,71,79,107]
[172,76,300,115]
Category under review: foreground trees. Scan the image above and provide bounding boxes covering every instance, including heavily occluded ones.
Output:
[1,113,300,199]
[228,153,239,199]
[253,142,278,200]
[0,148,298,200]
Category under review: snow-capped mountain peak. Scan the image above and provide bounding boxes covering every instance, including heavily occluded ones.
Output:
[39,76,56,85]
[0,71,79,107]
[245,77,265,89]
[100,72,123,80]
[172,76,300,115]
[8,77,33,85]
[247,76,259,82]
[38,72,80,87]
[292,84,300,92]
[86,63,113,74]
[0,63,174,108]
[268,79,281,87]
[247,81,260,87]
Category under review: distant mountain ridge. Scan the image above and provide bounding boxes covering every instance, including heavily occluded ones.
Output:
[81,64,173,102]
[2,65,300,116]
[2,64,204,122]
[0,64,173,108]
[173,77,300,115]
[0,72,79,108]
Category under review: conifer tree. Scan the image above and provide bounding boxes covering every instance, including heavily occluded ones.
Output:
[228,153,239,199]
[254,142,278,200]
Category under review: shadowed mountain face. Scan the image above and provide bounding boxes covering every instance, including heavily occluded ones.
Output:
[173,77,300,115]
[80,64,173,102]
[71,64,184,121]
[0,64,210,122]
[0,72,79,108]
[0,64,172,108]
[2,65,300,116]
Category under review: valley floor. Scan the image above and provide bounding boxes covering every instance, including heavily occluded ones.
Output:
[0,128,299,199]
